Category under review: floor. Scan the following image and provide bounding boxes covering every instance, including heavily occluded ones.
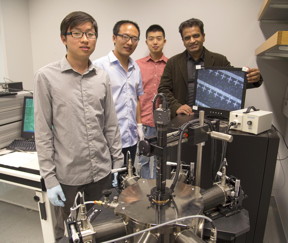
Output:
[0,189,286,243]
[263,197,287,243]
[0,201,44,243]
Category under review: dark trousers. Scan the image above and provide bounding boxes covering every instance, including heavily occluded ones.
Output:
[54,173,111,241]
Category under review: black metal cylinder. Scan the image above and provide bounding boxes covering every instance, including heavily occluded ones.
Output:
[156,123,168,194]
[93,218,126,242]
[202,184,226,211]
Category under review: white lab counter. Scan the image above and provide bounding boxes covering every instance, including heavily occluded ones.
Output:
[0,149,55,243]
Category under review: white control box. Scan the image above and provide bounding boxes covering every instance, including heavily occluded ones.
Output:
[229,108,273,135]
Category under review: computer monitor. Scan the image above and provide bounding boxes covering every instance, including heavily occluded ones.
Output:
[21,96,35,139]
[192,67,247,119]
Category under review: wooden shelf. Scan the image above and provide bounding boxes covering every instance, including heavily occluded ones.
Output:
[256,31,288,57]
[258,0,288,21]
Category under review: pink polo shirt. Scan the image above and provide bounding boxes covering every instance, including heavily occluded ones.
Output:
[136,55,168,127]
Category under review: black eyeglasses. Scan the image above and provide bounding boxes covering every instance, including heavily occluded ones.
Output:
[65,31,97,39]
[116,34,139,43]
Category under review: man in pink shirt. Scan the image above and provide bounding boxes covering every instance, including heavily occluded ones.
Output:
[136,25,168,179]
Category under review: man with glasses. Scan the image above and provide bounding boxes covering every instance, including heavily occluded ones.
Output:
[136,24,168,179]
[34,11,123,242]
[94,20,144,185]
[158,18,263,118]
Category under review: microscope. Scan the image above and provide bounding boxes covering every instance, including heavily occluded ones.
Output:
[66,94,248,243]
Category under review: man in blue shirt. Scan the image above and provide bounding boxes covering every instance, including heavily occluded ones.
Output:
[94,20,144,175]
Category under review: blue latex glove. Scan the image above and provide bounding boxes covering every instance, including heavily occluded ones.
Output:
[47,184,66,207]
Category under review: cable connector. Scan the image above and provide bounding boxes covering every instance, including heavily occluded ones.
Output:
[229,121,241,129]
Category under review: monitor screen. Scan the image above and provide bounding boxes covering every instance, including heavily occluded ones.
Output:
[192,67,247,119]
[21,96,35,139]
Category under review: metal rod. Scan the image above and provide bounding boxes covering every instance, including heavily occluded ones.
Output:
[195,110,205,187]
[156,124,167,194]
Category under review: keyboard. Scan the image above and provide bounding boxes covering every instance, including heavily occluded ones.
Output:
[6,139,36,152]
[0,91,17,97]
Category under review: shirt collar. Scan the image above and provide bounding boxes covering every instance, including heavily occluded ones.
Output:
[145,54,168,63]
[108,50,119,63]
[60,56,72,72]
[108,50,136,70]
[186,48,205,63]
[60,56,96,74]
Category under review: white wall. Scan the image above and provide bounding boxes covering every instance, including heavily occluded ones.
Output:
[0,0,6,83]
[1,0,288,238]
[1,0,33,89]
[26,0,265,93]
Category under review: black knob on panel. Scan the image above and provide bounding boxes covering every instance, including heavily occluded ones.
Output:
[247,121,252,126]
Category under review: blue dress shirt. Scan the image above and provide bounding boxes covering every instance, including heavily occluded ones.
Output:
[94,51,144,148]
